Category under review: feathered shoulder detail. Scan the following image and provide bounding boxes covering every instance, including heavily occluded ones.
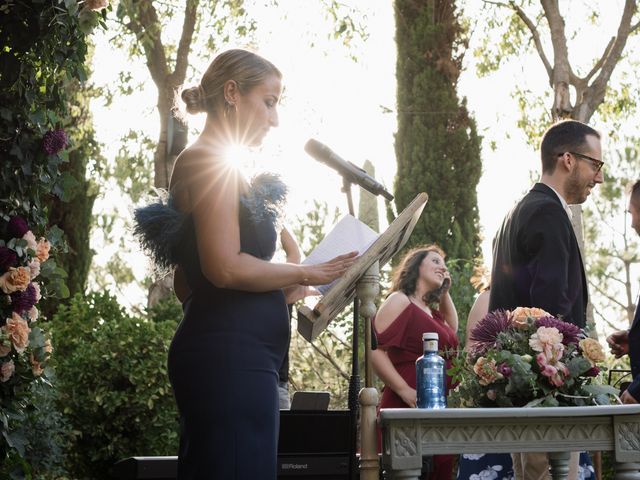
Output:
[133,173,288,269]
[240,172,288,229]
[132,193,189,271]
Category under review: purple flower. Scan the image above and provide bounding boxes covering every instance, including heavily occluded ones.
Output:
[7,216,29,238]
[497,363,512,377]
[534,316,581,345]
[469,309,513,355]
[584,366,600,377]
[42,128,68,155]
[0,247,18,273]
[10,283,37,314]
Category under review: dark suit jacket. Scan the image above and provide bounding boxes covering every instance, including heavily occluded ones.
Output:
[628,303,640,400]
[489,183,588,328]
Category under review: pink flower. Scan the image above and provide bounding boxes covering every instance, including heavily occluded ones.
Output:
[36,238,50,262]
[28,306,39,321]
[0,360,15,382]
[23,231,37,251]
[536,352,569,387]
[83,0,109,11]
[32,281,41,301]
[28,259,41,280]
[529,326,564,359]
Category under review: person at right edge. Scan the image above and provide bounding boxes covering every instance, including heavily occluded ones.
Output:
[607,179,640,404]
[489,119,605,480]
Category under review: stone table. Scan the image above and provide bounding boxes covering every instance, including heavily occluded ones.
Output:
[379,405,640,479]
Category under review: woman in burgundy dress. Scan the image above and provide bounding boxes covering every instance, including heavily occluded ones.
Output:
[371,244,459,480]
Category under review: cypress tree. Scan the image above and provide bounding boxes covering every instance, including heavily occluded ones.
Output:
[393,0,482,262]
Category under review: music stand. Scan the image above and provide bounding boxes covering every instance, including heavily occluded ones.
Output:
[296,192,428,480]
[297,192,428,341]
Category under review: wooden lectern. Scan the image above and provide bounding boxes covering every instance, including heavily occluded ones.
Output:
[296,192,429,480]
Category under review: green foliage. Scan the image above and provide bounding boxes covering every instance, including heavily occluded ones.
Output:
[393,1,483,263]
[393,1,483,332]
[0,1,91,230]
[289,202,355,408]
[50,292,179,479]
[20,380,73,480]
[0,2,105,471]
[583,141,640,332]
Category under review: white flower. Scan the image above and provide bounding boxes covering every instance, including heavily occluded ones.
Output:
[471,466,502,480]
[463,454,485,460]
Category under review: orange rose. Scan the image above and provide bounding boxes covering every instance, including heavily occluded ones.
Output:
[3,312,30,353]
[473,357,503,386]
[511,307,551,329]
[36,238,50,262]
[579,338,606,366]
[0,266,31,294]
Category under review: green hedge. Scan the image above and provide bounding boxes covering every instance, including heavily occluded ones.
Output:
[50,292,180,479]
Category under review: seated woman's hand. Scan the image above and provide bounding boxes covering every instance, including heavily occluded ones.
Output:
[396,385,417,408]
[301,251,358,286]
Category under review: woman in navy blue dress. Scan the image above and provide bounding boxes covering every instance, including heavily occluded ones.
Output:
[134,49,356,479]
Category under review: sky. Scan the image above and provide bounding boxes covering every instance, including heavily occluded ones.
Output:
[89,1,639,333]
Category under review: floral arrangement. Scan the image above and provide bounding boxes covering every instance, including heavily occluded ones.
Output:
[0,216,53,387]
[449,307,618,408]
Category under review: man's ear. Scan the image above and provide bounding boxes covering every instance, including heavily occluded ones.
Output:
[557,152,574,172]
[223,80,240,104]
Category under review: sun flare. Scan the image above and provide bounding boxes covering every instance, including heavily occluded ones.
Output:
[223,143,255,171]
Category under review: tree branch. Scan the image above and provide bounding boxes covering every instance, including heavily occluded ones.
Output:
[589,280,628,310]
[511,1,553,79]
[172,0,199,84]
[310,339,350,381]
[121,0,169,90]
[582,36,615,84]
[587,0,637,112]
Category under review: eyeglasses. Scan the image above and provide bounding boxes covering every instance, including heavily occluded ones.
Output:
[566,151,605,173]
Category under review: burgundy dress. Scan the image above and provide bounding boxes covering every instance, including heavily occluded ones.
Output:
[375,301,459,480]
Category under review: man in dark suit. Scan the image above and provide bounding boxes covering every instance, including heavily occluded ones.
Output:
[490,120,604,328]
[489,120,604,480]
[606,179,640,404]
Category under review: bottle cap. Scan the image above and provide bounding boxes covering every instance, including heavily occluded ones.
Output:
[422,332,438,341]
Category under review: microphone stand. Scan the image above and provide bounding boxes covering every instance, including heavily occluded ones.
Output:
[341,176,360,480]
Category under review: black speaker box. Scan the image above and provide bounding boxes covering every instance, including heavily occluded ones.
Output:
[112,410,354,479]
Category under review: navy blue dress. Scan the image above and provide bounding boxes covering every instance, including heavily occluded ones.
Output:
[134,174,289,479]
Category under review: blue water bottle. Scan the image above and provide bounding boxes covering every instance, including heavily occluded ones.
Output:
[416,332,446,409]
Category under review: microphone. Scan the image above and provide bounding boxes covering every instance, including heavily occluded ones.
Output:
[304,139,394,201]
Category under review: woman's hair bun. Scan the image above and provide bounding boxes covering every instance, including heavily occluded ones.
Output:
[181,85,206,114]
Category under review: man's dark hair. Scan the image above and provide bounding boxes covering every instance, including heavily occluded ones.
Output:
[540,120,601,174]
[631,179,640,205]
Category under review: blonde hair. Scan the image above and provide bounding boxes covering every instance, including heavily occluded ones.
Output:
[181,49,281,116]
